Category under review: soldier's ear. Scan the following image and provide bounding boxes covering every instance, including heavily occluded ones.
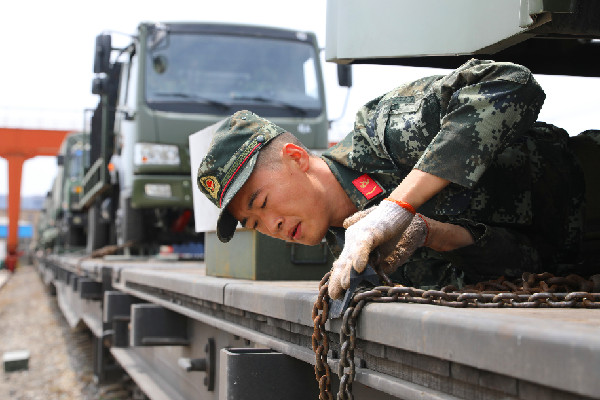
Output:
[282,143,310,172]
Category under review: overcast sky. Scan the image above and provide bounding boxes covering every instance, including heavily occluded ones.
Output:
[1,0,598,197]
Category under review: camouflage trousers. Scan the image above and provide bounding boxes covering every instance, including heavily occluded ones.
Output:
[391,130,600,289]
[393,218,598,290]
[390,221,550,289]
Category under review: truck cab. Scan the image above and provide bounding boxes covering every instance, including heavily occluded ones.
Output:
[83,22,331,253]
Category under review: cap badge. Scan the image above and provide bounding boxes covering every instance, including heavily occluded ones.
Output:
[199,176,220,199]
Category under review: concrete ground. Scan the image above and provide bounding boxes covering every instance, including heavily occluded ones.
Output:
[0,269,10,290]
[0,265,133,400]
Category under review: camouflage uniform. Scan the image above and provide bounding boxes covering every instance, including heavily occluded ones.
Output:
[321,59,586,288]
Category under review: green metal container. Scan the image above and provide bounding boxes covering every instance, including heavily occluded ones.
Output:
[206,230,333,280]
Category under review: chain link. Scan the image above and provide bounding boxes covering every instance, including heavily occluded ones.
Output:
[312,272,600,400]
[312,272,333,400]
[337,295,367,400]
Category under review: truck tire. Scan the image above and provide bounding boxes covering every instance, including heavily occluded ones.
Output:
[65,223,86,248]
[86,199,108,253]
[116,197,145,250]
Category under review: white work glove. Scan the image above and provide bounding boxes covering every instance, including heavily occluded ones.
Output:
[328,199,416,299]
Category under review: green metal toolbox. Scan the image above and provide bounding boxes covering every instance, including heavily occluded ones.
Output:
[205,230,333,280]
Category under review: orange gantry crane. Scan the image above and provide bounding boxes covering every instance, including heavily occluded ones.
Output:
[0,127,69,270]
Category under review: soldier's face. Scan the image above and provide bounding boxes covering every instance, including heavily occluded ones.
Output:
[228,155,331,246]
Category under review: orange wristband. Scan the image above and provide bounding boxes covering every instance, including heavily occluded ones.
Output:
[384,198,416,215]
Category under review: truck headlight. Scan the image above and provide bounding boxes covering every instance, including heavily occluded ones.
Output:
[134,143,180,166]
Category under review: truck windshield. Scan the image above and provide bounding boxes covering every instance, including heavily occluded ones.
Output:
[145,32,323,117]
[68,144,87,180]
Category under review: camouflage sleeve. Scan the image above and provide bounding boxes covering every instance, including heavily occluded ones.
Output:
[414,59,546,188]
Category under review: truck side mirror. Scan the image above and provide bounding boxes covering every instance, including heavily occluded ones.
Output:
[337,64,352,88]
[56,155,64,166]
[93,34,112,74]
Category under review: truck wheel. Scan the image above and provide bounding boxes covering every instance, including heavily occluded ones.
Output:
[116,197,145,250]
[66,223,86,248]
[86,199,108,253]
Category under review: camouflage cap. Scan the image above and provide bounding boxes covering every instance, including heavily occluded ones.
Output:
[196,110,286,242]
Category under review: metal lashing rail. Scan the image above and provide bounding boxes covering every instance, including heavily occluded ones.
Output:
[312,272,600,400]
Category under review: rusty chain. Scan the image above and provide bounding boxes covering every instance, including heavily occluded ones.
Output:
[337,293,367,400]
[312,271,600,400]
[312,272,333,400]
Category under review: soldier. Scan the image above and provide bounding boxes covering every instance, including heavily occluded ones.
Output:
[196,59,598,299]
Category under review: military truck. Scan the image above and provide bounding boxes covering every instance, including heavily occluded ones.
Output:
[31,132,89,253]
[325,0,599,76]
[82,22,339,254]
[55,131,90,250]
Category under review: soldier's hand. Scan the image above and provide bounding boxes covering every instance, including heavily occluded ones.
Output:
[375,214,428,275]
[328,199,415,299]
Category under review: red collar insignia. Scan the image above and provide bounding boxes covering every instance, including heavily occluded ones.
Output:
[352,174,383,200]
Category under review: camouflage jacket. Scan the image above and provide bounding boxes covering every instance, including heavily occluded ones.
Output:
[322,59,584,263]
